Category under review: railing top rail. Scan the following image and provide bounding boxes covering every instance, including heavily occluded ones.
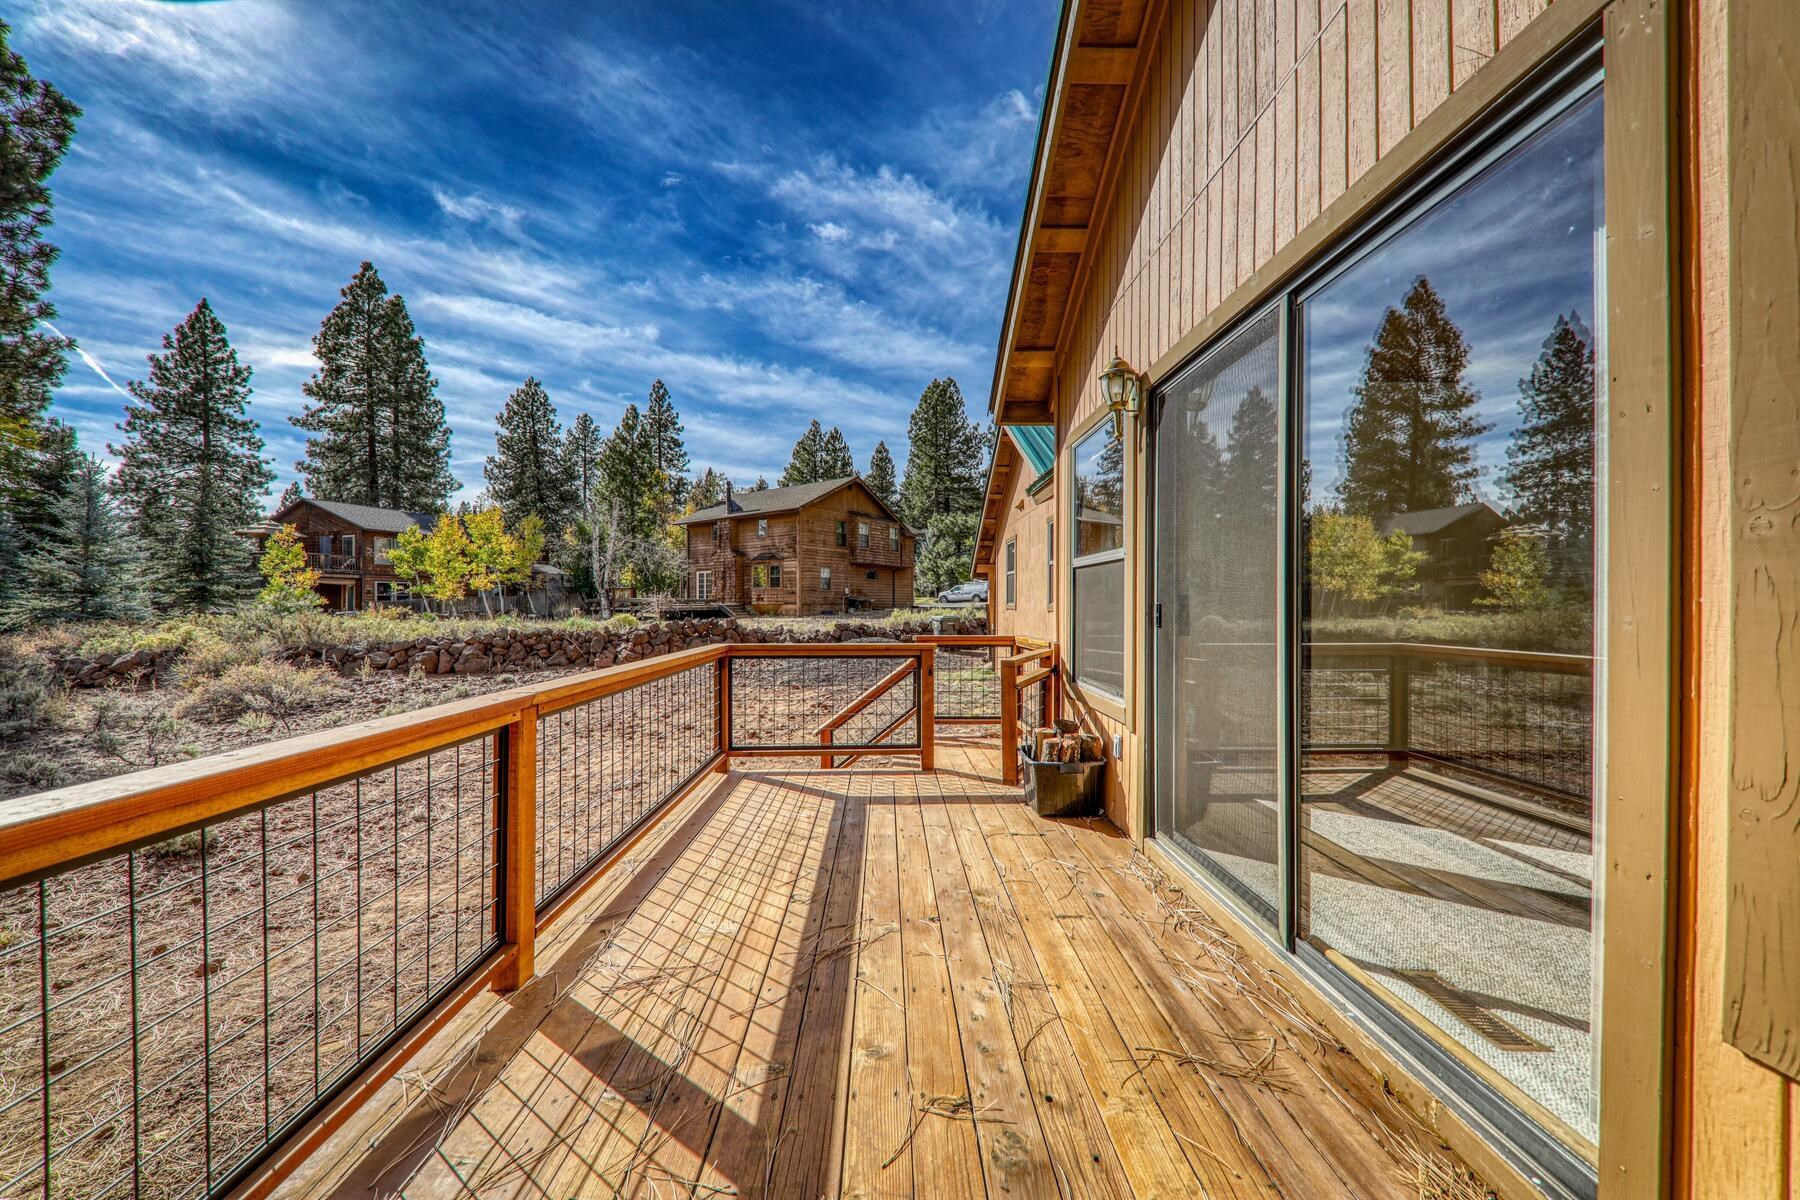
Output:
[912,634,1015,647]
[1306,640,1594,671]
[0,643,728,890]
[724,641,931,658]
[1014,665,1055,691]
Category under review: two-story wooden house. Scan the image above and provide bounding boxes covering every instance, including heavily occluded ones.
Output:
[242,498,434,612]
[675,476,915,616]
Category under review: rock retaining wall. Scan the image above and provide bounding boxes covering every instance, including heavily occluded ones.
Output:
[53,614,988,686]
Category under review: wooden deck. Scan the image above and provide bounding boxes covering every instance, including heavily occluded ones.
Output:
[276,737,1477,1200]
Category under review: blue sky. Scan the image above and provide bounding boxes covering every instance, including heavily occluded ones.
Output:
[18,0,1056,502]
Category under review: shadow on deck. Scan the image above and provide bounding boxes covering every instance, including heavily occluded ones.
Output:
[277,738,1480,1200]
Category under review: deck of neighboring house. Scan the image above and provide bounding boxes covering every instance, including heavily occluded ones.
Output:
[272,737,1472,1200]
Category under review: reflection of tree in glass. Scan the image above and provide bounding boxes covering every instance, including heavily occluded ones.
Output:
[1076,423,1125,554]
[1307,511,1424,615]
[1221,385,1279,523]
[1337,277,1492,518]
[1503,313,1595,585]
[1475,527,1553,609]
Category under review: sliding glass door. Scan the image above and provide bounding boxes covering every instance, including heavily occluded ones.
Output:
[1151,62,1605,1179]
[1153,309,1284,926]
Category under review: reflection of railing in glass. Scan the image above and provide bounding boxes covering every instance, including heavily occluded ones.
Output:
[1302,641,1593,809]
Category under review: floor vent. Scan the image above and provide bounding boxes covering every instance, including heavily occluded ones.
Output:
[1395,969,1551,1052]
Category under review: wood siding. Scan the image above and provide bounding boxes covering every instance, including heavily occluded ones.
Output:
[989,466,1058,645]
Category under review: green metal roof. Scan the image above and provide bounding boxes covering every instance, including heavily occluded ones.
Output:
[1004,424,1056,488]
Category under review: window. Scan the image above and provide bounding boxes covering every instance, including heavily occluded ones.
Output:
[1046,517,1055,608]
[1070,419,1126,698]
[373,580,410,605]
[836,519,847,546]
[771,564,782,587]
[757,518,768,537]
[888,525,900,552]
[373,536,396,565]
[1004,539,1017,607]
[858,521,870,549]
[341,535,356,558]
[752,564,769,588]
[695,570,713,600]
[820,566,832,592]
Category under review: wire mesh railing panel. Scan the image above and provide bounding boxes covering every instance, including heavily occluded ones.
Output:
[1406,659,1592,803]
[1300,661,1392,747]
[1016,674,1049,739]
[728,655,920,752]
[0,736,500,1200]
[535,661,718,909]
[934,647,1000,720]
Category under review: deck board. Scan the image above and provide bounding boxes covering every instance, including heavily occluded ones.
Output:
[273,737,1474,1200]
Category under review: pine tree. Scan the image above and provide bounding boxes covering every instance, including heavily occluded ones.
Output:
[0,23,79,496]
[292,262,455,509]
[111,299,274,611]
[781,420,827,487]
[900,377,984,527]
[865,441,899,510]
[10,418,80,548]
[917,510,980,595]
[274,480,303,513]
[642,380,690,505]
[748,475,770,492]
[485,377,575,532]
[563,412,603,515]
[1503,313,1596,581]
[1337,277,1491,518]
[688,467,726,511]
[4,455,142,627]
[818,426,855,479]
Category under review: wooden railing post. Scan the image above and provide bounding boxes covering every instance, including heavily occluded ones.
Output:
[1388,650,1411,766]
[496,707,537,992]
[999,656,1020,786]
[716,653,732,772]
[919,646,936,771]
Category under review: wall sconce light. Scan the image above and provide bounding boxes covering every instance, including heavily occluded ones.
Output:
[1098,351,1144,423]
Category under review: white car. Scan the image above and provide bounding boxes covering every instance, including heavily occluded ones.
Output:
[936,580,989,605]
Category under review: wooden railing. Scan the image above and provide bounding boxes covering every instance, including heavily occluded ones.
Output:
[1302,641,1594,804]
[998,643,1060,786]
[0,641,937,1200]
[303,551,360,574]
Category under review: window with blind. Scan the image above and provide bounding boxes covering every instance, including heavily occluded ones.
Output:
[1071,419,1125,698]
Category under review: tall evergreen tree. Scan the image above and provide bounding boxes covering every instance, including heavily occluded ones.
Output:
[865,441,899,510]
[748,475,770,492]
[291,262,455,509]
[1337,277,1491,518]
[818,426,855,479]
[642,379,690,505]
[0,418,77,619]
[688,467,726,511]
[4,455,141,628]
[0,23,79,496]
[900,377,984,527]
[1503,313,1596,581]
[484,377,575,531]
[274,480,302,513]
[563,411,603,515]
[781,420,827,487]
[111,299,274,610]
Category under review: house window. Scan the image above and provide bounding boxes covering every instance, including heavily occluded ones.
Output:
[835,520,847,546]
[695,570,713,600]
[858,521,870,549]
[753,565,769,588]
[1004,539,1017,608]
[341,534,356,558]
[373,580,410,605]
[373,536,396,565]
[888,525,900,552]
[1046,517,1055,608]
[1070,418,1126,698]
[820,566,832,592]
[757,518,768,538]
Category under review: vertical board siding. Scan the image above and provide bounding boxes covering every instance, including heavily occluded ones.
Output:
[1347,0,1379,182]
[1377,0,1413,154]
[1413,0,1452,116]
[1321,6,1350,206]
[1451,0,1497,88]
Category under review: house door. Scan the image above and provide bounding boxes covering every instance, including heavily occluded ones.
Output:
[1150,68,1606,1185]
[695,570,713,601]
[1152,306,1286,930]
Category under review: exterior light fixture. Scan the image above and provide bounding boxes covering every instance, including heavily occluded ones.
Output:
[1099,351,1143,419]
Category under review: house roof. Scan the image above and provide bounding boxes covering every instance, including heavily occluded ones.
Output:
[1005,424,1057,486]
[1376,502,1503,538]
[675,476,911,530]
[277,498,437,533]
